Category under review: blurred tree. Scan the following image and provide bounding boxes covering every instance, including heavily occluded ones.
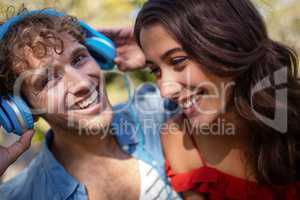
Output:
[1,0,298,52]
[130,0,146,7]
[255,0,300,52]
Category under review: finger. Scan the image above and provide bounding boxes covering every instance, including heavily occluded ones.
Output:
[118,27,134,38]
[116,46,128,54]
[97,28,118,35]
[115,57,134,72]
[115,57,126,71]
[97,28,122,40]
[6,130,34,164]
[114,57,122,65]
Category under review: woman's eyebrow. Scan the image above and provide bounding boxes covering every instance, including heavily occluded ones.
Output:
[145,60,154,65]
[160,47,184,60]
[145,47,184,65]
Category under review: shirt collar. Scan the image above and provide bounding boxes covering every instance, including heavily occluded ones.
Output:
[111,104,140,146]
[35,107,142,199]
[35,103,142,198]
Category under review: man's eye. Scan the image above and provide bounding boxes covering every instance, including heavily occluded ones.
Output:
[42,79,49,87]
[72,54,88,66]
[38,74,60,89]
[35,78,48,89]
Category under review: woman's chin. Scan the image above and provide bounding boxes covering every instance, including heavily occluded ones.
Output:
[185,113,220,129]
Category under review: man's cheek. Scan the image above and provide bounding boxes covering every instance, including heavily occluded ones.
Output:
[43,94,64,114]
[25,92,46,115]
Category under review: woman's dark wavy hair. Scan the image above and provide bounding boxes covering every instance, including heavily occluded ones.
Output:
[135,0,300,185]
[0,7,85,95]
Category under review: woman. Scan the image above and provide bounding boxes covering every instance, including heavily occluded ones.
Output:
[126,0,300,199]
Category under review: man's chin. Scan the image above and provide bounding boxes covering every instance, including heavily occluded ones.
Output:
[45,106,114,137]
[75,112,113,137]
[68,107,113,135]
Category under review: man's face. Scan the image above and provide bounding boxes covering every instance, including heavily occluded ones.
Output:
[20,32,113,135]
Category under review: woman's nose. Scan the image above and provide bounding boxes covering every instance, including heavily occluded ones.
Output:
[158,71,182,100]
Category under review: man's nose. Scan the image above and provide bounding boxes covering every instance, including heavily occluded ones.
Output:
[65,67,93,96]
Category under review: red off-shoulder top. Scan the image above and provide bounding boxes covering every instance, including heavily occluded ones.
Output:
[165,157,300,200]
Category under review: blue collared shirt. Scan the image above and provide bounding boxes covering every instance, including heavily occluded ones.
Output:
[0,83,180,200]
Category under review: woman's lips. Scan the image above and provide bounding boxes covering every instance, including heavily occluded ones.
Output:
[181,95,201,117]
[179,89,207,117]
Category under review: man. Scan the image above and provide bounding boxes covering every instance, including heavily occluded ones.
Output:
[0,9,179,200]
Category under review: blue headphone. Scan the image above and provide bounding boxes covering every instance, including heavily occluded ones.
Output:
[0,9,116,136]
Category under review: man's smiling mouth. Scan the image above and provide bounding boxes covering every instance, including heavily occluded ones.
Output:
[77,90,98,109]
[70,90,101,111]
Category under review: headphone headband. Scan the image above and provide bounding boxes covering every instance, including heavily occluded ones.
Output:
[0,9,116,70]
[0,9,64,39]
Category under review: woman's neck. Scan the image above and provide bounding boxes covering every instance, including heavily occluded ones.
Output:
[191,111,256,181]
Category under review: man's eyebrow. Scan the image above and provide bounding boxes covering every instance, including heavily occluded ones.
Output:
[69,46,88,60]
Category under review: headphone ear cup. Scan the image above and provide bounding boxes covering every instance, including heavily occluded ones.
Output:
[84,37,115,70]
[8,96,34,130]
[0,98,23,135]
[0,101,13,133]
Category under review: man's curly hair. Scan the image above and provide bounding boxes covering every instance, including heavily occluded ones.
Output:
[0,7,85,95]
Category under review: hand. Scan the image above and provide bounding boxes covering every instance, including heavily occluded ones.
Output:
[98,27,146,71]
[0,130,34,176]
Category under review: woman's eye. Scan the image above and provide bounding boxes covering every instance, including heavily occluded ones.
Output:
[150,67,161,77]
[170,57,187,69]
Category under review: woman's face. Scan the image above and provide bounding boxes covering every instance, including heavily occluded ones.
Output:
[140,24,235,127]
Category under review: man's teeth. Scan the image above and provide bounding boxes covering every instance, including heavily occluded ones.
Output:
[78,91,98,109]
[181,95,200,109]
